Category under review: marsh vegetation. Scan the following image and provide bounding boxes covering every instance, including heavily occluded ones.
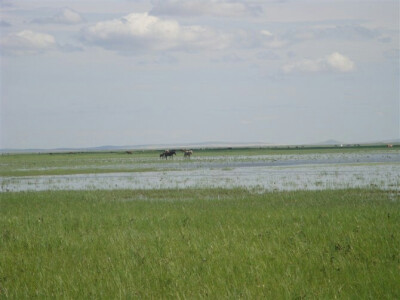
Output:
[0,147,399,297]
[1,189,399,298]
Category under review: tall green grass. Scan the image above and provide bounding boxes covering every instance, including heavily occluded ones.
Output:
[0,189,399,298]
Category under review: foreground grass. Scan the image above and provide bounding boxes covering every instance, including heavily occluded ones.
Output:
[0,189,399,298]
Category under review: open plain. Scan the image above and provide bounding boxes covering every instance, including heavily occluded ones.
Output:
[0,146,399,298]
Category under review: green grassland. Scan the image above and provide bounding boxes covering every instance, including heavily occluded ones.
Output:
[1,145,398,177]
[1,188,399,298]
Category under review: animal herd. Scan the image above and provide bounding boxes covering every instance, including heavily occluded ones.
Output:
[160,149,193,159]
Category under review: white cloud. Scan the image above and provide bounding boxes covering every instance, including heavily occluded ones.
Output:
[326,52,355,72]
[82,12,230,53]
[32,8,84,25]
[1,30,57,55]
[151,0,261,17]
[233,29,288,50]
[283,52,355,73]
[260,30,273,38]
[56,8,84,24]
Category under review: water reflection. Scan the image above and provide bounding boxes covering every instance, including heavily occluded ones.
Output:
[1,163,399,192]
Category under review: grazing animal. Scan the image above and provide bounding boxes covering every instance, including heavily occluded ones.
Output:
[160,150,176,159]
[183,150,193,158]
[166,150,176,159]
[387,144,393,148]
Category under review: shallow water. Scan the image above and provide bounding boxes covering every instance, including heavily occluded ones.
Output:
[1,152,399,192]
[9,152,400,172]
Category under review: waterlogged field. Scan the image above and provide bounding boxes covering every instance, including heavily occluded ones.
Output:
[0,147,399,297]
[1,147,399,192]
[0,189,399,298]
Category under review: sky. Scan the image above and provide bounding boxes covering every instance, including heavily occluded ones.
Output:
[1,0,399,149]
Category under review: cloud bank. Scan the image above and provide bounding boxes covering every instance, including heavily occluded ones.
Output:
[283,52,355,73]
[82,12,230,53]
[32,8,84,25]
[1,30,57,55]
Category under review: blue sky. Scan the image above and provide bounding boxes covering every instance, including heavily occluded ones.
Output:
[1,0,399,149]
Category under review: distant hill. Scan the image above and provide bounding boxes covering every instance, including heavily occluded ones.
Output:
[0,141,274,154]
[1,139,399,154]
[319,139,342,145]
[381,138,400,144]
[318,138,400,146]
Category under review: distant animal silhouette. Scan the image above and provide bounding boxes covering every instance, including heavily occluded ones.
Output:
[183,150,193,158]
[160,150,176,159]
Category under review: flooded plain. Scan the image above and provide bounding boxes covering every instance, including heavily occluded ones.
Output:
[1,151,399,192]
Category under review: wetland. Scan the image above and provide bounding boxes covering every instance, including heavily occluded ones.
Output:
[1,146,399,298]
[1,147,399,192]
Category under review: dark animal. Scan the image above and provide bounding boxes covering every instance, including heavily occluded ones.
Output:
[160,150,176,159]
